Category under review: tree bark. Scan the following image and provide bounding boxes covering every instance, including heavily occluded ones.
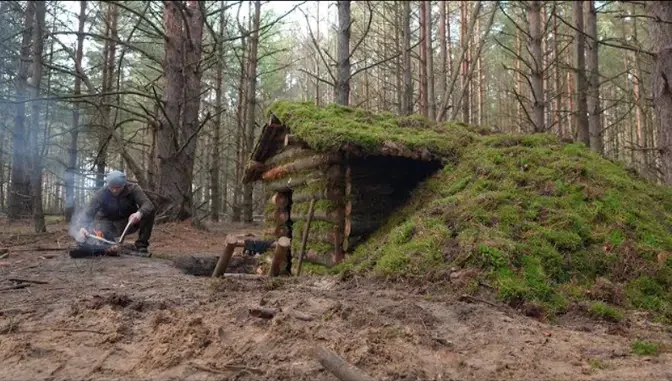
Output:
[65,0,86,223]
[460,1,470,124]
[243,0,261,223]
[335,1,351,106]
[8,2,34,221]
[419,1,427,117]
[439,1,448,117]
[573,1,589,146]
[647,1,672,184]
[402,0,413,115]
[585,0,602,153]
[30,1,46,233]
[156,0,204,220]
[425,1,435,120]
[528,1,544,132]
[553,11,562,137]
[210,2,225,222]
[232,31,247,223]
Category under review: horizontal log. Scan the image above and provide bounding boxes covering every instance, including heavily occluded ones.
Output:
[293,210,338,223]
[292,190,328,204]
[266,147,313,166]
[284,134,309,148]
[266,175,322,193]
[262,153,341,182]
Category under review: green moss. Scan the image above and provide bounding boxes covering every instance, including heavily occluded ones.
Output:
[265,103,672,323]
[631,340,660,356]
[267,101,478,159]
[589,301,624,322]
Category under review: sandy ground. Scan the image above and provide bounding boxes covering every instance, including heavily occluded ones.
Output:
[1,219,672,381]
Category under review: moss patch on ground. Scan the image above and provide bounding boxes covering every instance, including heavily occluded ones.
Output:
[339,132,672,322]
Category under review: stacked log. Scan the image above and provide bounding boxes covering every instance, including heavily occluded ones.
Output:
[260,133,346,266]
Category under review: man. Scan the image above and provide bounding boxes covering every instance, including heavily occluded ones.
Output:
[77,170,156,254]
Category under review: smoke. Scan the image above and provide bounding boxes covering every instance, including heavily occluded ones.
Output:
[68,207,92,241]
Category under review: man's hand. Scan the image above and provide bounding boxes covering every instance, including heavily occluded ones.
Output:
[129,211,143,225]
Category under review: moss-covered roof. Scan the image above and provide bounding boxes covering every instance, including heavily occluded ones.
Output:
[260,100,479,162]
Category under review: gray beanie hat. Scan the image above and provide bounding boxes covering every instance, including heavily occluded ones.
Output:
[106,170,127,186]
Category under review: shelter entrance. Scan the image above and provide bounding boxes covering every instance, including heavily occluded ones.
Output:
[345,155,442,248]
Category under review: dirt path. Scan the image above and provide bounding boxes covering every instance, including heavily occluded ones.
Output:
[1,222,672,380]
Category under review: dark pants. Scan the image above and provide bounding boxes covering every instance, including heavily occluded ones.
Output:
[94,212,155,248]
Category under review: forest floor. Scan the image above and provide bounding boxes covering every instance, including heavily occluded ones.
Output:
[1,218,672,381]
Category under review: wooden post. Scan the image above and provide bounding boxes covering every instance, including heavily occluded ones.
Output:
[212,236,239,277]
[313,346,377,381]
[269,236,291,277]
[297,199,316,276]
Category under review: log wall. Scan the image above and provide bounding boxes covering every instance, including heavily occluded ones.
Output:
[261,135,345,266]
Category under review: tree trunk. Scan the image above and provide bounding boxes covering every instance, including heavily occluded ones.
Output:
[515,29,522,131]
[439,1,448,117]
[232,32,247,223]
[8,2,34,221]
[585,0,602,153]
[335,1,351,106]
[210,2,225,222]
[647,1,672,184]
[30,1,46,233]
[528,0,544,132]
[425,1,435,120]
[156,1,204,221]
[419,1,427,118]
[402,0,413,115]
[573,1,589,146]
[460,2,470,124]
[243,0,261,223]
[553,10,562,137]
[65,0,86,223]
[395,2,402,114]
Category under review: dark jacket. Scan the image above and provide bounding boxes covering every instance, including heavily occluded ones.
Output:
[83,183,155,223]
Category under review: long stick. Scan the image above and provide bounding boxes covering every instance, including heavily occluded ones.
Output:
[313,346,377,381]
[296,198,316,277]
[118,219,133,243]
[212,236,239,277]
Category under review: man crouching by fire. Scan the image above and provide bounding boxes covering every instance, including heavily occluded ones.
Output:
[74,170,156,255]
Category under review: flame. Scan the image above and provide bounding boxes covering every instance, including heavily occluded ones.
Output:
[94,229,104,238]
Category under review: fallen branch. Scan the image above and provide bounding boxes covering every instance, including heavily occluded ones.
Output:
[0,253,8,260]
[0,284,31,291]
[8,278,49,285]
[87,348,115,376]
[18,327,111,335]
[248,307,277,319]
[313,346,377,381]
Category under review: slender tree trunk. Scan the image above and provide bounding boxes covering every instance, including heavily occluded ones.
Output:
[573,1,589,146]
[515,29,522,131]
[632,10,648,175]
[395,1,402,114]
[30,1,46,233]
[425,1,435,120]
[419,1,428,117]
[647,1,672,184]
[402,0,413,115]
[8,2,34,221]
[210,2,225,222]
[66,0,86,222]
[554,10,562,137]
[315,1,320,106]
[335,1,351,106]
[243,0,261,223]
[528,1,544,132]
[585,0,602,153]
[439,1,447,116]
[232,35,247,223]
[460,2,470,124]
